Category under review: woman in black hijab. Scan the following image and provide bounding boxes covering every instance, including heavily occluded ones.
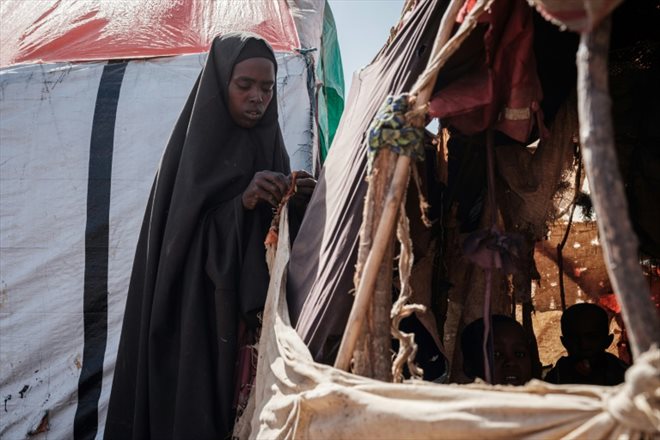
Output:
[105,32,313,440]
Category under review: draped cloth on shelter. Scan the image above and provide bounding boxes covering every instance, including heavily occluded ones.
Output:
[239,206,660,439]
[286,0,546,367]
[105,32,290,439]
[428,0,545,143]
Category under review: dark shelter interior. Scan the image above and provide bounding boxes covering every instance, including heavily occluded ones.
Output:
[287,0,660,384]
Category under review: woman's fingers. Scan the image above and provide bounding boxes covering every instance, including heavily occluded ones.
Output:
[255,178,281,203]
[257,173,288,199]
[294,170,313,180]
[296,177,315,187]
[294,177,316,197]
[253,171,289,206]
[271,172,290,197]
[243,170,314,210]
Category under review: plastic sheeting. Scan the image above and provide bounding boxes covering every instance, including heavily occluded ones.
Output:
[237,208,660,439]
[316,4,345,162]
[0,0,345,170]
[286,0,345,168]
[0,0,299,67]
[0,52,312,439]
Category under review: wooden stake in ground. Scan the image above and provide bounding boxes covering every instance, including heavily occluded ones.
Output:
[576,18,660,357]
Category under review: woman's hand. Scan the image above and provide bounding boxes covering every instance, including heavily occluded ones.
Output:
[242,171,290,210]
[290,170,316,213]
[291,170,316,203]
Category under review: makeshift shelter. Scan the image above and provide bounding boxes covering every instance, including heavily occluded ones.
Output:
[0,1,343,438]
[240,0,659,437]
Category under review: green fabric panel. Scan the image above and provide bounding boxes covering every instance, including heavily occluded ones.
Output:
[317,1,345,163]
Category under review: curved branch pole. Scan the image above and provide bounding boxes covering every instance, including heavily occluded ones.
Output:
[576,19,660,357]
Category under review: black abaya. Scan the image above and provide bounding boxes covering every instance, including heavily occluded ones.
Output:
[105,32,290,439]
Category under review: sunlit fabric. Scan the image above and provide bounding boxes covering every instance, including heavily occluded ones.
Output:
[0,0,299,67]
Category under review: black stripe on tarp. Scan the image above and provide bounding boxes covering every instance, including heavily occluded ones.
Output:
[74,61,127,440]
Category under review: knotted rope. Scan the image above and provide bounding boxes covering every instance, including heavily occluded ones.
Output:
[391,190,426,382]
[607,346,660,433]
[367,94,426,172]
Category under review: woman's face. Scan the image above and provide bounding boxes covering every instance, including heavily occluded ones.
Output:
[227,57,276,128]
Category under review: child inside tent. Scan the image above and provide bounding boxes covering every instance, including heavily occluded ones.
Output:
[545,303,628,386]
[461,314,536,386]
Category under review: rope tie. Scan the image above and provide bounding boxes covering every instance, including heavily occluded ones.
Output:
[391,195,425,382]
[606,346,660,433]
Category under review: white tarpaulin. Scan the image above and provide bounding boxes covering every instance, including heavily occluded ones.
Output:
[237,208,660,439]
[0,52,312,439]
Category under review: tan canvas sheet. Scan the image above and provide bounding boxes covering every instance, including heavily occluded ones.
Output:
[235,210,660,439]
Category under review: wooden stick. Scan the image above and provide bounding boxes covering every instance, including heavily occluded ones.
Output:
[352,149,398,380]
[576,18,660,357]
[335,156,411,371]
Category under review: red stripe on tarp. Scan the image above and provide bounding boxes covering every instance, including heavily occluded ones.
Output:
[1,0,300,67]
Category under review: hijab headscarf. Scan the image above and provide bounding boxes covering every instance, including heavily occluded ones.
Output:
[105,32,289,440]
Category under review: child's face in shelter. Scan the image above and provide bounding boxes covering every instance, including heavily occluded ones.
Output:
[561,313,613,361]
[492,321,533,386]
[228,57,275,128]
